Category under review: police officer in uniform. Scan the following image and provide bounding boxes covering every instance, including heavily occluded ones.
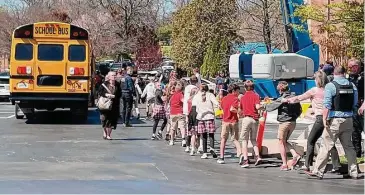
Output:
[120,66,135,127]
[347,58,364,158]
[305,66,358,179]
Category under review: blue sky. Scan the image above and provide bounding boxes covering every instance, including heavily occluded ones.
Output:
[0,0,21,6]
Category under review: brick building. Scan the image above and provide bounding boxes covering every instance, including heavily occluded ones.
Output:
[307,0,363,63]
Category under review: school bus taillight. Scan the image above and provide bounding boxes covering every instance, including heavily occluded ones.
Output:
[17,66,32,74]
[69,67,85,75]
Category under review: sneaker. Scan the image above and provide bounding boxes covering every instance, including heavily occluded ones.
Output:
[217,158,225,164]
[238,154,244,165]
[198,146,203,154]
[185,146,190,153]
[209,148,218,158]
[157,131,163,139]
[241,160,249,168]
[201,153,208,159]
[190,148,195,156]
[182,140,187,147]
[254,157,262,166]
[298,166,309,174]
[291,155,301,167]
[151,134,157,140]
[280,165,289,171]
[304,170,323,180]
[169,141,174,146]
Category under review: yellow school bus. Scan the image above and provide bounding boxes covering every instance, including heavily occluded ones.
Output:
[9,22,93,121]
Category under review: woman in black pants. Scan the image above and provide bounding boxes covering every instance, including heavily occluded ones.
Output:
[151,82,167,140]
[282,70,340,171]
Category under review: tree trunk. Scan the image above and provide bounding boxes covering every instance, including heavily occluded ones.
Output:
[263,0,272,53]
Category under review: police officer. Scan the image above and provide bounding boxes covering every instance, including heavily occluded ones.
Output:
[305,66,358,179]
[347,58,364,158]
[120,66,135,127]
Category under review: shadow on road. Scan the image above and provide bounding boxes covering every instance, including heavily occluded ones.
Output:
[109,138,150,141]
[22,109,149,126]
[24,109,101,125]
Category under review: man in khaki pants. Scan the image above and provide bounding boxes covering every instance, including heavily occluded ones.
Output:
[305,66,358,179]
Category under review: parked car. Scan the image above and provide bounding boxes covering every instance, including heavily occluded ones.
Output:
[110,63,123,71]
[96,62,110,76]
[138,70,159,81]
[181,77,217,93]
[0,72,10,100]
[110,61,135,72]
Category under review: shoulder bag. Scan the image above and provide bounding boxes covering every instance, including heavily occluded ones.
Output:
[97,84,113,111]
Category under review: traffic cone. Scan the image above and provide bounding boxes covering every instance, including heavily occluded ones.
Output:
[256,111,267,154]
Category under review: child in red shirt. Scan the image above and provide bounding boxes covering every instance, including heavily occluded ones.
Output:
[217,84,242,164]
[169,82,186,146]
[239,80,263,168]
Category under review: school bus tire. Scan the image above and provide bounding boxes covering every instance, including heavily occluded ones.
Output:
[25,113,35,120]
[71,104,88,122]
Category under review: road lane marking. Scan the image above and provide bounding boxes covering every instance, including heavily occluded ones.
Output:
[153,163,169,181]
[0,115,15,119]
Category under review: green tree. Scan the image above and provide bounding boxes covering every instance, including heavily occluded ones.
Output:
[171,0,238,75]
[157,24,172,45]
[294,1,364,64]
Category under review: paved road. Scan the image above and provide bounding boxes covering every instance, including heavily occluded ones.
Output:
[0,103,363,193]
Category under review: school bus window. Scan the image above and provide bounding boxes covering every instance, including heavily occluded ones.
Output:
[15,43,33,60]
[38,44,64,61]
[69,45,86,62]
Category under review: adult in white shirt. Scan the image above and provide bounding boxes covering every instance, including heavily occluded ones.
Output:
[192,84,219,159]
[141,79,156,118]
[183,75,199,115]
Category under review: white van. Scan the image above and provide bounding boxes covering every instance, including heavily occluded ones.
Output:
[0,72,10,100]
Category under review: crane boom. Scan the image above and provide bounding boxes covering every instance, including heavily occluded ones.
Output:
[229,0,320,98]
[280,0,320,70]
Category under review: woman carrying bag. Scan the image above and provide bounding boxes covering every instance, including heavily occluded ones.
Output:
[97,71,121,140]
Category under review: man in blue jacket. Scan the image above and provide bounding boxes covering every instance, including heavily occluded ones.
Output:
[120,66,135,127]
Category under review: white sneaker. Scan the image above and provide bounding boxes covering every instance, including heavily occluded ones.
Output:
[190,149,195,156]
[185,146,190,152]
[182,140,187,147]
[169,141,174,146]
[217,158,225,164]
[201,153,208,159]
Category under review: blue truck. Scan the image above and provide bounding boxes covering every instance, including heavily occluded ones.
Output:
[229,0,320,98]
